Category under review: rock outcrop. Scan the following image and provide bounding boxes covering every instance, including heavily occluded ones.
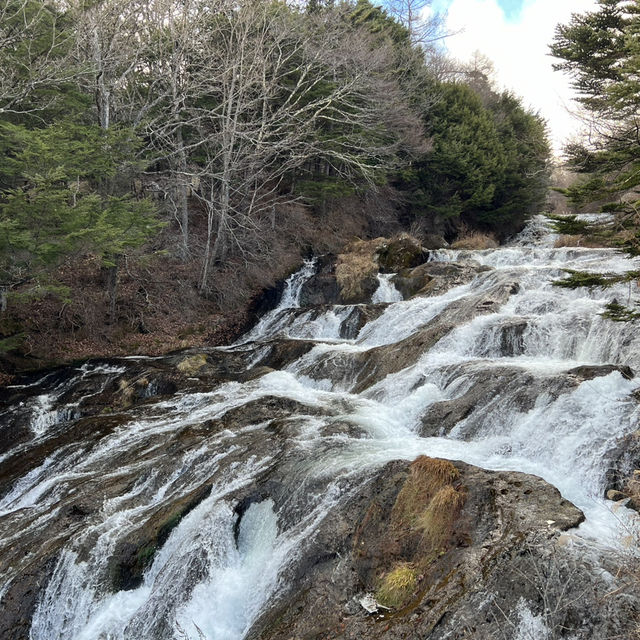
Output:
[248,457,633,640]
[605,429,640,512]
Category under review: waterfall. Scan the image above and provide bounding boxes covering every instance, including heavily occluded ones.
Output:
[371,273,403,304]
[239,259,317,342]
[1,215,640,639]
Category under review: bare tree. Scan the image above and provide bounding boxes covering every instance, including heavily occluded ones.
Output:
[70,0,150,130]
[125,0,202,259]
[0,0,76,115]
[385,0,447,48]
[177,0,420,293]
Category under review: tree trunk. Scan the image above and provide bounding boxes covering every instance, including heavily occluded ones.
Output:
[175,128,190,260]
[106,256,121,324]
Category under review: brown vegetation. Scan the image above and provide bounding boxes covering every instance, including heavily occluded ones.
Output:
[335,237,386,303]
[0,194,403,376]
[373,456,466,610]
[451,230,499,250]
[418,484,465,551]
[391,456,460,527]
[376,562,418,609]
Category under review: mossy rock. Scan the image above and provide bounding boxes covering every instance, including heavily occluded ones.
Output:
[176,354,208,375]
[377,236,427,272]
[109,484,211,591]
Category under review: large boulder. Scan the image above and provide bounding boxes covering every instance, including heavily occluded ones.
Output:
[377,234,429,272]
[248,457,635,640]
[299,254,342,307]
[298,235,433,306]
[393,261,491,300]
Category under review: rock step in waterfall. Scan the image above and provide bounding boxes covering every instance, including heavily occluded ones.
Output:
[0,216,639,639]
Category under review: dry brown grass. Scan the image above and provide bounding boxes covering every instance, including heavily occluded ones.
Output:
[376,562,418,609]
[335,237,386,302]
[451,231,499,250]
[377,456,466,610]
[392,456,460,528]
[418,485,465,551]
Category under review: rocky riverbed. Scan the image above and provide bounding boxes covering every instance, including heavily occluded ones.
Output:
[1,216,640,639]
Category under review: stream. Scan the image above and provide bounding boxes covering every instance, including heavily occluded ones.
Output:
[1,215,639,639]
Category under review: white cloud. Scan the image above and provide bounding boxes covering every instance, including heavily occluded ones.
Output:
[439,0,598,155]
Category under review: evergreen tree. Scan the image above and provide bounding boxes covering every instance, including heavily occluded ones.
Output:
[551,0,640,249]
[397,82,550,237]
[0,122,159,313]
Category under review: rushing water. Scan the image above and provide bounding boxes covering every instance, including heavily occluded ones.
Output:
[1,216,640,639]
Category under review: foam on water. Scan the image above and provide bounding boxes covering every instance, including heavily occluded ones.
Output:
[371,273,403,304]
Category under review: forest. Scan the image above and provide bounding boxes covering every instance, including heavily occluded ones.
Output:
[0,0,552,372]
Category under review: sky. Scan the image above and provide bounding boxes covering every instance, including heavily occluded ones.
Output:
[412,0,599,156]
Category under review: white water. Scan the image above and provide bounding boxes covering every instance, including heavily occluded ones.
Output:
[1,215,640,639]
[372,273,403,304]
[239,259,317,342]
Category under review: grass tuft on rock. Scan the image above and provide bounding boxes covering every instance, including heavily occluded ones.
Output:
[392,456,460,527]
[335,238,385,303]
[376,563,418,609]
[418,485,465,552]
[451,231,498,250]
[177,354,207,375]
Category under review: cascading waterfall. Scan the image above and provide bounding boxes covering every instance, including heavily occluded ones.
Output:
[371,273,403,304]
[1,215,640,639]
[238,258,317,342]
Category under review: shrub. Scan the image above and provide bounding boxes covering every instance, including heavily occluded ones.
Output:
[451,231,499,250]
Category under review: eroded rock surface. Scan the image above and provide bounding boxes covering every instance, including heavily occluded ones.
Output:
[248,457,634,640]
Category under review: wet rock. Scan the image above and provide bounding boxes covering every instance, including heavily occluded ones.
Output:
[377,235,428,272]
[337,273,379,306]
[391,268,433,299]
[164,349,255,385]
[421,362,579,438]
[352,324,455,392]
[339,305,386,340]
[297,253,344,306]
[248,278,288,319]
[567,364,635,381]
[238,366,276,382]
[248,457,631,640]
[0,556,60,640]
[393,261,485,300]
[297,237,459,306]
[299,273,341,307]
[0,414,128,498]
[252,339,315,370]
[109,484,212,591]
[294,274,525,394]
[604,431,640,512]
[497,318,528,356]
